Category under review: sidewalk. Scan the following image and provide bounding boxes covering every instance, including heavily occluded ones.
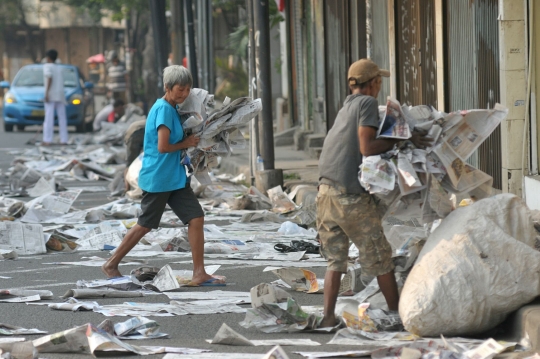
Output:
[218,144,320,207]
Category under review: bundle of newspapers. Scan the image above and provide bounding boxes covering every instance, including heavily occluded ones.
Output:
[176,89,262,184]
[359,97,508,223]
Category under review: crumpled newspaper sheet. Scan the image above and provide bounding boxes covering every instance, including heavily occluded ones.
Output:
[239,283,337,334]
[0,289,53,303]
[32,323,207,356]
[0,324,46,336]
[100,316,168,340]
[208,323,320,346]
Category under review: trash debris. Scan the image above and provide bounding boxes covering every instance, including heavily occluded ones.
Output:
[263,345,290,359]
[0,222,45,255]
[0,324,46,336]
[32,323,204,355]
[105,316,168,340]
[0,290,53,303]
[267,267,323,293]
[47,298,100,312]
[240,283,337,333]
[268,186,298,214]
[208,323,320,346]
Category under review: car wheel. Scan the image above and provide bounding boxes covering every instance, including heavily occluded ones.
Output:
[4,124,13,132]
[16,125,25,131]
[75,122,85,133]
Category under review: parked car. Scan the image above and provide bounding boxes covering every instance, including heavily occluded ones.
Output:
[0,64,94,132]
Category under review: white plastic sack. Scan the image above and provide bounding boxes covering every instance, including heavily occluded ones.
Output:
[126,154,143,199]
[400,194,540,336]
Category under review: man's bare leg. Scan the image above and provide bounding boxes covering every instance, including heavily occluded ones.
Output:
[377,271,399,311]
[320,269,342,328]
[188,216,224,285]
[102,224,151,278]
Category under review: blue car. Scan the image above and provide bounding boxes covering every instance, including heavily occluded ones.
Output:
[0,64,94,132]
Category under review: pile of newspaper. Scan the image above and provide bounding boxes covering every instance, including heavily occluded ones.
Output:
[359,98,508,224]
[176,88,262,184]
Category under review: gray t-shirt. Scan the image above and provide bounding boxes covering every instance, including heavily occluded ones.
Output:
[319,94,379,194]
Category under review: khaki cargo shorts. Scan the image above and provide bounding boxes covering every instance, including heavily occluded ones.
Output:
[316,184,394,276]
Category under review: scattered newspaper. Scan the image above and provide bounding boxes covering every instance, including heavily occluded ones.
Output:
[268,267,323,294]
[263,346,291,359]
[267,186,298,214]
[0,324,46,336]
[112,316,168,340]
[48,298,100,312]
[33,323,177,355]
[61,289,144,299]
[208,323,320,346]
[147,264,219,292]
[0,222,45,255]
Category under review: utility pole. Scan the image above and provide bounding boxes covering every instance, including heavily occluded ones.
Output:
[170,0,185,66]
[247,0,258,185]
[253,0,283,192]
[149,0,169,95]
[207,0,214,92]
[254,0,275,170]
[184,0,199,88]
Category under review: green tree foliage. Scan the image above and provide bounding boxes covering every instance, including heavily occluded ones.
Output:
[62,0,148,22]
[225,0,284,61]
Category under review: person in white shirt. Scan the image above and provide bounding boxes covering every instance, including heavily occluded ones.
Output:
[43,49,68,145]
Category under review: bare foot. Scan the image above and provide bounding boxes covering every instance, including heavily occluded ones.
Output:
[41,142,51,146]
[189,273,226,286]
[318,316,339,328]
[101,262,122,278]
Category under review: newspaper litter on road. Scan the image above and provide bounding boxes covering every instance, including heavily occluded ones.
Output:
[208,323,321,346]
[0,95,532,359]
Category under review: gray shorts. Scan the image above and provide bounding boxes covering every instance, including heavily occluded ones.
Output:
[137,186,204,229]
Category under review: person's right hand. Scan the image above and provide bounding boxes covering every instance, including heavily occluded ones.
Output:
[182,134,200,148]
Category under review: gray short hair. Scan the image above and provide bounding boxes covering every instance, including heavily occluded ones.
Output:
[163,65,193,90]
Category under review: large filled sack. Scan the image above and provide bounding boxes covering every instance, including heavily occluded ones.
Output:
[400,194,540,336]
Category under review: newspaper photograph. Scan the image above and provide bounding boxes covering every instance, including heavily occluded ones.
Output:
[377,98,412,139]
[444,104,508,161]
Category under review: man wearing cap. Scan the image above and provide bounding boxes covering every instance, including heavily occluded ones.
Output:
[317,59,431,328]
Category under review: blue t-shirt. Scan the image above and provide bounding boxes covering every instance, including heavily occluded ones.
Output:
[138,98,187,192]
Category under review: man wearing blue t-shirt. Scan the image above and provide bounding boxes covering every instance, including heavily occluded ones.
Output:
[102,65,225,286]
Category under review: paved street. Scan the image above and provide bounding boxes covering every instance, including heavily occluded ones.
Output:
[0,123,343,358]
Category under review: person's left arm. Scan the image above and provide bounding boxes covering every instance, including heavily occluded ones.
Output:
[157,125,199,153]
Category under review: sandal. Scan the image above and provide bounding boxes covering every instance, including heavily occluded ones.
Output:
[274,243,299,253]
[291,240,320,254]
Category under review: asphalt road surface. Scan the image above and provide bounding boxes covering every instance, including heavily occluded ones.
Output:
[0,123,348,359]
